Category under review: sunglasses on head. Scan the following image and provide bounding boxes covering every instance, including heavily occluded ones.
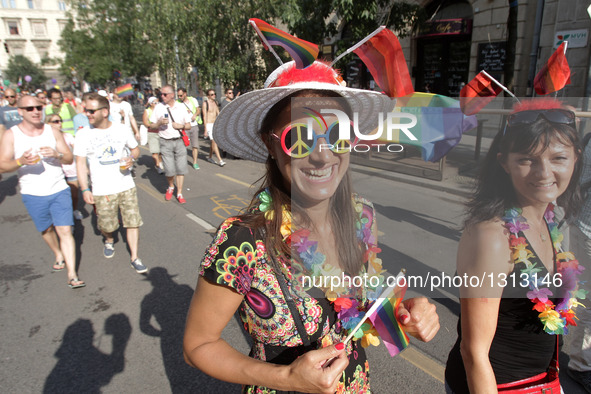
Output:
[85,107,107,114]
[19,105,43,112]
[272,121,356,158]
[507,109,576,128]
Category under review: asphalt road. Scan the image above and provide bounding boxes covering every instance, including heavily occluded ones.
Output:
[0,140,585,393]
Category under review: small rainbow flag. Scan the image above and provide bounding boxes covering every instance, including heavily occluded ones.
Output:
[534,42,571,95]
[352,27,414,98]
[367,280,410,357]
[114,83,134,98]
[249,18,318,69]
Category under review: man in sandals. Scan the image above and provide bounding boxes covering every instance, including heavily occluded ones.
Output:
[75,93,147,274]
[0,95,85,288]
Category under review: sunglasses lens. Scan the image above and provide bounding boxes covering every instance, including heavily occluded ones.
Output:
[544,109,575,124]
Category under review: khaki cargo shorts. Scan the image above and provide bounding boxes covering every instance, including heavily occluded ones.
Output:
[94,187,143,233]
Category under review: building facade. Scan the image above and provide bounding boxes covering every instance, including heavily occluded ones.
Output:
[0,0,69,87]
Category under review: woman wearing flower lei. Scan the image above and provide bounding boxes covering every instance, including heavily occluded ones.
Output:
[183,60,439,393]
[445,99,588,393]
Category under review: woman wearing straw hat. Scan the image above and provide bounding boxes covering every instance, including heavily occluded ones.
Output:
[183,61,439,393]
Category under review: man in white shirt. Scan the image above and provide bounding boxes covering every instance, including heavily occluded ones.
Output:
[75,93,147,274]
[150,85,191,204]
[110,92,140,141]
[0,95,84,288]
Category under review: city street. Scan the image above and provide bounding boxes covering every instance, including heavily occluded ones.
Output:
[0,140,585,393]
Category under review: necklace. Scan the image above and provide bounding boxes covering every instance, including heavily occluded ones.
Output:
[257,189,386,347]
[502,204,587,335]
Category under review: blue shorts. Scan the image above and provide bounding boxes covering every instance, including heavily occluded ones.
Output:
[21,188,74,232]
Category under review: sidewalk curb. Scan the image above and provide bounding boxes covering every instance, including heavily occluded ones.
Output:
[350,163,474,199]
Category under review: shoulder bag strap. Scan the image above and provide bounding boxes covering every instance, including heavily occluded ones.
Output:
[166,107,183,138]
[259,228,311,347]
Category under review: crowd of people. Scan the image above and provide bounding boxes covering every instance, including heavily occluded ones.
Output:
[0,67,590,392]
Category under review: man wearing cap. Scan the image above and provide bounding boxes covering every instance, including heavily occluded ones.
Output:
[177,87,202,170]
[75,93,147,274]
[0,95,84,288]
[0,88,23,138]
[46,88,77,136]
[142,96,163,174]
[150,85,191,203]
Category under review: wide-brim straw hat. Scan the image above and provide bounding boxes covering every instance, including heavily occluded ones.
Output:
[213,61,394,163]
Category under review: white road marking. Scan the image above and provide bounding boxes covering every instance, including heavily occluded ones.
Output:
[186,213,215,231]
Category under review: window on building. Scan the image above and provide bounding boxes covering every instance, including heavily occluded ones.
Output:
[58,1,66,11]
[57,20,67,33]
[7,21,20,36]
[2,0,15,8]
[28,0,34,8]
[31,21,46,37]
[9,0,15,8]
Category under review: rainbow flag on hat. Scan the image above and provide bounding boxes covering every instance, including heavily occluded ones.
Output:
[114,83,134,98]
[249,18,319,69]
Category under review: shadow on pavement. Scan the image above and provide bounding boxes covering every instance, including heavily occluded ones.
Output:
[140,267,240,393]
[0,174,18,205]
[43,314,131,393]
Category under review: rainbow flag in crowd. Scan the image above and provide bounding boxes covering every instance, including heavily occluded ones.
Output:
[369,92,478,162]
[115,83,134,98]
[367,279,410,357]
[460,71,503,116]
[534,42,571,95]
[249,18,318,69]
[352,27,414,98]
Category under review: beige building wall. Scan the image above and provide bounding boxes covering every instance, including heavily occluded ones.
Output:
[0,0,69,86]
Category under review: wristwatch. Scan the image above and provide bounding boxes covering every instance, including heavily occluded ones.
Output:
[57,152,64,160]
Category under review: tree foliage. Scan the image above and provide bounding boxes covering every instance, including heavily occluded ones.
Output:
[5,55,47,88]
[59,0,424,89]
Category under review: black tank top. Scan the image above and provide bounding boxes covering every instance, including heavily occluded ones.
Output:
[445,230,561,393]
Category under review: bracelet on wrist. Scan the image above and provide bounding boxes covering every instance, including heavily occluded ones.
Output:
[16,158,22,167]
[81,188,91,193]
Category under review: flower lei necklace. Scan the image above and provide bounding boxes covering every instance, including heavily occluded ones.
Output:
[503,204,587,335]
[258,189,387,347]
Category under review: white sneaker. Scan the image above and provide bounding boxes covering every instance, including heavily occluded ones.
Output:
[73,210,83,220]
[219,160,226,167]
[156,167,164,174]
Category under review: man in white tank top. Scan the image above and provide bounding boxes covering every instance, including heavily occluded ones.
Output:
[0,95,85,289]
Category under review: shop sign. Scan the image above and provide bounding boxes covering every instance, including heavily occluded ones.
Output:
[417,19,472,38]
[554,29,588,49]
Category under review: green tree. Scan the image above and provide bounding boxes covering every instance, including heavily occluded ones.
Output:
[5,55,47,88]
[60,0,157,84]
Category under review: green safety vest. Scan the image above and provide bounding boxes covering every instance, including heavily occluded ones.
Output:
[179,97,203,124]
[45,104,76,136]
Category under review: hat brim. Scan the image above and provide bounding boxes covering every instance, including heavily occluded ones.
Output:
[212,82,395,163]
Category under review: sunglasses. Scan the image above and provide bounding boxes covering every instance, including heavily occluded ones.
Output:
[84,107,107,114]
[209,93,216,96]
[19,105,43,112]
[507,109,576,128]
[49,119,62,124]
[273,122,356,158]
[161,92,173,96]
[5,95,15,98]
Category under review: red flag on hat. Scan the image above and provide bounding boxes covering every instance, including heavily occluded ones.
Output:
[459,71,503,116]
[352,28,414,98]
[534,42,571,95]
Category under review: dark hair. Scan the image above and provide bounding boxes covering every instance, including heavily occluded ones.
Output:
[238,90,364,275]
[48,88,62,98]
[86,92,110,111]
[177,87,187,94]
[465,115,582,227]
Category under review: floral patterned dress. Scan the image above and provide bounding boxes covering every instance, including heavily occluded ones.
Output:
[199,196,376,393]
